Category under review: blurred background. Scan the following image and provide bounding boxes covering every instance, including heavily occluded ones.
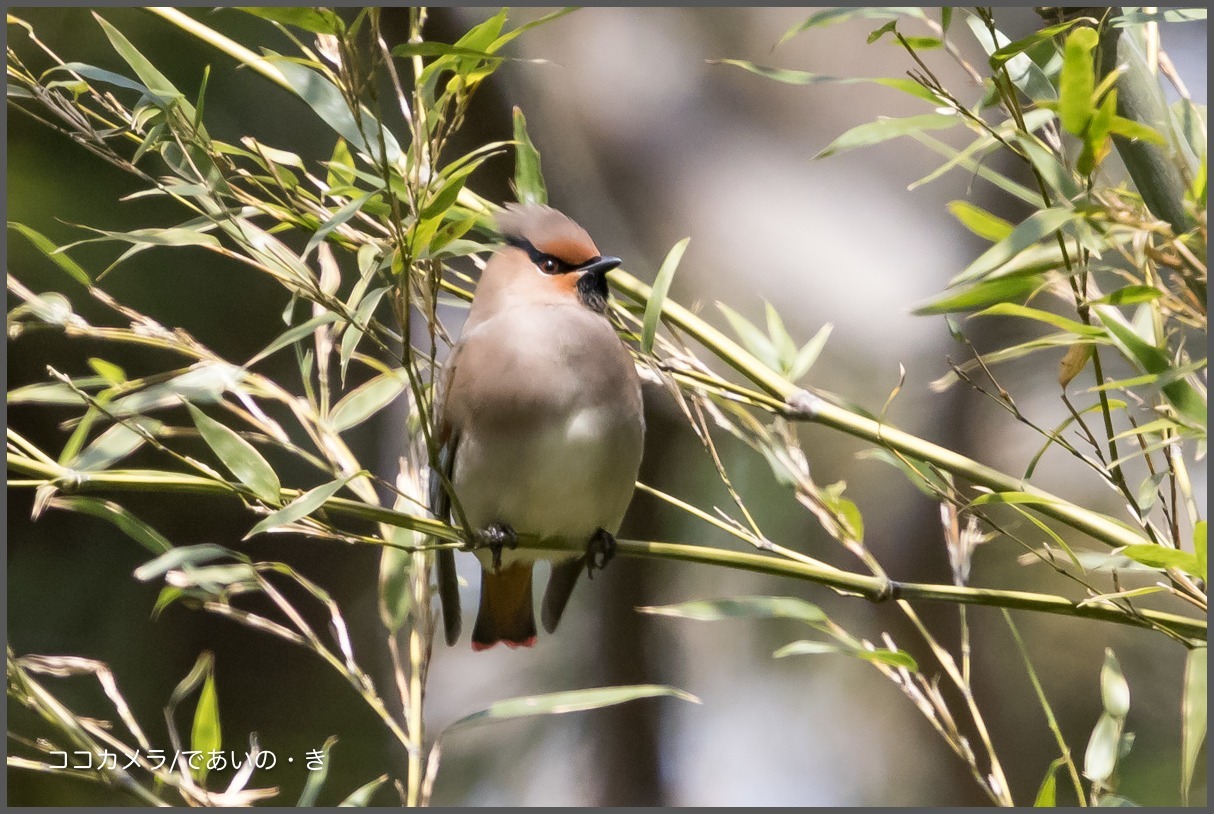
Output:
[7,6,1207,806]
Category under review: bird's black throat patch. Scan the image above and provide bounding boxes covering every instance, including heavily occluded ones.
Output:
[576,270,609,313]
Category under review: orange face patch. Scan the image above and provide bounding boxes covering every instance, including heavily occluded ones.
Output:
[536,234,598,266]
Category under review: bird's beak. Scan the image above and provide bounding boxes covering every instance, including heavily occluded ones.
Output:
[579,256,622,277]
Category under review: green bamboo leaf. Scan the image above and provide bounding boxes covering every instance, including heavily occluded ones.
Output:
[54,61,149,95]
[489,7,578,52]
[8,222,91,286]
[134,544,241,582]
[94,12,193,115]
[297,736,339,806]
[990,19,1084,68]
[965,16,1056,102]
[971,303,1106,337]
[8,378,107,405]
[88,357,126,384]
[1182,646,1207,802]
[773,640,842,657]
[1117,544,1202,576]
[71,417,162,471]
[765,302,798,369]
[1100,648,1130,718]
[779,7,924,46]
[1059,27,1099,135]
[447,685,700,732]
[190,669,221,782]
[816,113,959,159]
[913,273,1046,315]
[245,475,356,539]
[235,7,344,34]
[304,190,377,259]
[1090,286,1163,306]
[337,775,388,806]
[511,106,547,206]
[247,313,341,367]
[1112,8,1206,26]
[950,207,1080,286]
[1195,522,1207,582]
[639,596,828,625]
[1106,115,1167,145]
[1084,711,1122,783]
[1094,305,1206,427]
[716,303,778,369]
[271,58,401,164]
[710,60,943,104]
[775,640,917,671]
[789,322,833,382]
[46,495,173,555]
[641,237,689,354]
[947,201,1013,242]
[187,403,281,503]
[1034,758,1065,806]
[328,371,406,432]
[339,286,389,383]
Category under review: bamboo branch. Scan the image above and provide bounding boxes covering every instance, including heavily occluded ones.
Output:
[10,454,1203,641]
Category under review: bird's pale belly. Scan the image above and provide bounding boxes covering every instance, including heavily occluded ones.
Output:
[452,403,643,567]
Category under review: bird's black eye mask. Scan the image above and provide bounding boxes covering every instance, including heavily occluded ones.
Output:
[505,236,589,275]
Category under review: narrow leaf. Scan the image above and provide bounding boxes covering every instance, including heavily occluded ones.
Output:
[328,372,406,432]
[245,476,355,539]
[639,596,827,625]
[447,685,699,731]
[816,113,958,159]
[190,670,221,782]
[511,106,547,206]
[8,222,91,286]
[641,237,689,354]
[46,496,173,555]
[1181,646,1206,801]
[187,403,281,503]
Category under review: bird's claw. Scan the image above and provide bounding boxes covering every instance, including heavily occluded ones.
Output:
[584,528,616,580]
[473,523,517,572]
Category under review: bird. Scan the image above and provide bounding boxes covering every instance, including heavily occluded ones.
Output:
[430,203,645,650]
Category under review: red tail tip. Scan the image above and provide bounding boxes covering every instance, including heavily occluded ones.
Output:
[471,636,536,652]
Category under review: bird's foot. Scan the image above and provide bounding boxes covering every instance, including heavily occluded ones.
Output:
[584,528,616,580]
[472,523,517,572]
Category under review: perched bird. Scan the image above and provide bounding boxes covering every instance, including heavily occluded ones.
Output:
[430,204,645,650]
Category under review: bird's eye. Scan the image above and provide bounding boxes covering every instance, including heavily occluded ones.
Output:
[540,258,559,274]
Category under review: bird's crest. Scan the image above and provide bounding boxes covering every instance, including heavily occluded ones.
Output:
[496,204,600,266]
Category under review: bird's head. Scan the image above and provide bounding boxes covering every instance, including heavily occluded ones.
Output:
[489,204,621,313]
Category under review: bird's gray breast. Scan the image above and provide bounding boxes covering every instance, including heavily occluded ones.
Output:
[448,304,644,558]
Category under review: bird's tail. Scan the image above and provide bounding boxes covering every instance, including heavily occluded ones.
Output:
[471,563,537,651]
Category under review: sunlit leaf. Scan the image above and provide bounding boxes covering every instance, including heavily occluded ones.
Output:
[187,403,281,503]
[337,775,388,806]
[1182,646,1207,801]
[949,207,1080,286]
[1100,648,1130,718]
[779,7,924,46]
[46,495,173,555]
[297,736,339,806]
[639,596,828,625]
[1117,544,1202,576]
[1059,27,1098,135]
[816,113,958,159]
[1084,711,1122,783]
[328,371,406,432]
[8,222,91,286]
[913,273,1046,315]
[134,543,242,582]
[71,417,162,471]
[190,669,221,782]
[236,7,343,35]
[447,685,699,731]
[971,303,1106,337]
[245,475,356,539]
[642,238,689,354]
[511,106,547,206]
[947,200,1013,242]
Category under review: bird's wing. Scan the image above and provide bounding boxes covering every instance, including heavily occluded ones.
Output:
[430,350,463,647]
